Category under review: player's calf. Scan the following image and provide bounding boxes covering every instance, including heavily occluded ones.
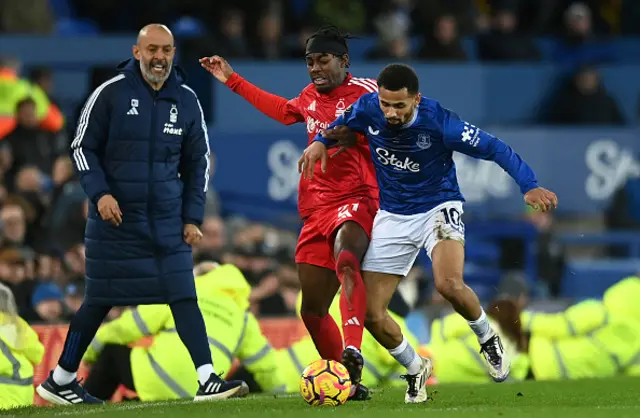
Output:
[336,250,367,351]
[298,264,343,362]
[431,240,510,381]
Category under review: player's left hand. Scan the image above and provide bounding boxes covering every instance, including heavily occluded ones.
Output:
[183,224,203,245]
[298,141,328,179]
[524,187,558,212]
[320,126,357,158]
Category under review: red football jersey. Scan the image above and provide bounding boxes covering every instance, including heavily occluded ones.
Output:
[226,73,379,219]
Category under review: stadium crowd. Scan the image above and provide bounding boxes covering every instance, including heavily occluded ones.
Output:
[0,0,637,327]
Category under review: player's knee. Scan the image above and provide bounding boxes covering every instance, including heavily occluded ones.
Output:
[300,296,330,317]
[434,275,465,299]
[364,308,386,331]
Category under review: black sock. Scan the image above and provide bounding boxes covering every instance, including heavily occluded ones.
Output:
[58,303,112,372]
[170,298,212,369]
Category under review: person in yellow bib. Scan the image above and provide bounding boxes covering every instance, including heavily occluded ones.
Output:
[0,58,64,139]
[0,283,45,409]
[81,261,286,402]
[522,275,640,380]
[426,298,530,384]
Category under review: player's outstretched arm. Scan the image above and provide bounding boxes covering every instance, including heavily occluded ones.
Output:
[200,55,303,125]
[442,110,558,212]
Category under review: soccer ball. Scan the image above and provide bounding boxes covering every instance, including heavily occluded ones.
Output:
[299,359,352,406]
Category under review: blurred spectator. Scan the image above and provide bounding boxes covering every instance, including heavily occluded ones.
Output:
[417,15,468,62]
[499,208,566,297]
[0,203,32,251]
[542,66,625,125]
[254,13,286,60]
[26,65,65,133]
[214,9,252,58]
[552,2,615,69]
[477,5,541,62]
[287,26,316,59]
[2,98,66,192]
[368,1,413,60]
[48,196,87,254]
[0,0,54,34]
[312,0,366,34]
[63,278,85,316]
[31,282,64,323]
[605,176,640,257]
[367,36,412,60]
[0,248,38,321]
[223,243,287,317]
[0,58,64,140]
[276,252,298,313]
[412,0,479,36]
[63,244,86,278]
[194,215,226,259]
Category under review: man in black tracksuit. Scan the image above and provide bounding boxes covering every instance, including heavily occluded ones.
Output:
[37,24,248,404]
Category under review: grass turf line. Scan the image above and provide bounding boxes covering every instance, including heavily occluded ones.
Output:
[6,376,640,418]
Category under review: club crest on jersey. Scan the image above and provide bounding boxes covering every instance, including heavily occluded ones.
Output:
[416,133,431,149]
[335,99,346,117]
[169,104,178,123]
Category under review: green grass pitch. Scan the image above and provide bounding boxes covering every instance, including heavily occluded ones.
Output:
[6,376,640,418]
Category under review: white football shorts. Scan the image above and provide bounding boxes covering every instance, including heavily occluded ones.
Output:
[362,201,465,277]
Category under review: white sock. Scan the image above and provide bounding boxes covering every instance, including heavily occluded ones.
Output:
[52,365,76,386]
[388,336,422,375]
[468,309,493,344]
[197,364,215,385]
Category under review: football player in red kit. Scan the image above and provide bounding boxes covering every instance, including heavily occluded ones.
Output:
[200,25,377,400]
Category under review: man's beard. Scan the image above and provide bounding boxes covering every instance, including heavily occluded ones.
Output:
[140,59,172,84]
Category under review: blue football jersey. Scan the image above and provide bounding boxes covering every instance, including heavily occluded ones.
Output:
[314,93,539,215]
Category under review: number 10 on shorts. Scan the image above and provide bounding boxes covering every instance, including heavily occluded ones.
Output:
[338,203,360,219]
[440,206,464,232]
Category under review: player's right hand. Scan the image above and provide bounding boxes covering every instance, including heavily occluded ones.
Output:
[321,126,358,158]
[97,194,122,226]
[199,55,234,83]
[298,141,328,179]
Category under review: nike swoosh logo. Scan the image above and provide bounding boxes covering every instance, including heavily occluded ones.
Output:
[368,126,379,135]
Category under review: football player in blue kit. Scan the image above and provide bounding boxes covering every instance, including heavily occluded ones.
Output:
[298,63,558,404]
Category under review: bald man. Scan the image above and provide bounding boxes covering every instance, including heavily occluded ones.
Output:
[36,24,248,405]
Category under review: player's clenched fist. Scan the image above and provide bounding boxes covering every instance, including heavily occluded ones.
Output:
[298,141,328,179]
[524,187,558,212]
[97,194,122,226]
[199,55,234,83]
[183,224,203,246]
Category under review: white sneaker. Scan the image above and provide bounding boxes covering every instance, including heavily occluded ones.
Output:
[479,332,511,382]
[400,356,432,404]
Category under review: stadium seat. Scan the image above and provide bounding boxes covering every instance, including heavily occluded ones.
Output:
[49,0,73,19]
[171,17,205,38]
[560,259,640,300]
[55,18,99,35]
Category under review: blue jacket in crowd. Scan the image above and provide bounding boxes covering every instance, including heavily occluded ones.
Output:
[70,58,210,305]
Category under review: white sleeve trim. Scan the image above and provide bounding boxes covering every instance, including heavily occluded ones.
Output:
[181,84,211,193]
[70,74,125,172]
